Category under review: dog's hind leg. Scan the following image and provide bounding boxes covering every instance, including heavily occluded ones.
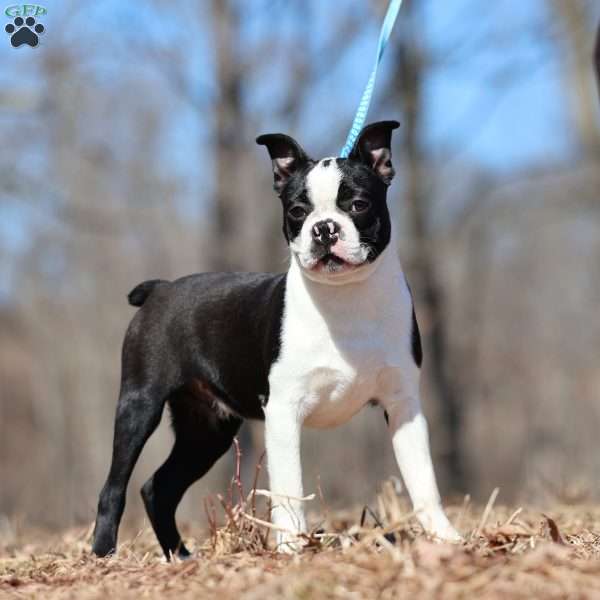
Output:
[141,387,242,560]
[92,386,166,557]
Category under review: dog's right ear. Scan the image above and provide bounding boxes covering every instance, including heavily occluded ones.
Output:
[256,133,311,195]
[348,120,400,186]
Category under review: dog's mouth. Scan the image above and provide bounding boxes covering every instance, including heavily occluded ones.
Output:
[312,253,358,274]
[320,253,345,266]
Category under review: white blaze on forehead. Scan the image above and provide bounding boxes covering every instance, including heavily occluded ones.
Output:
[305,159,342,213]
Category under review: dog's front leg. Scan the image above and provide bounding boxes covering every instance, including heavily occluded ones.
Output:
[264,394,307,551]
[383,393,461,542]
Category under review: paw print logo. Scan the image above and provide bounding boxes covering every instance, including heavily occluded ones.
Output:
[5,16,44,48]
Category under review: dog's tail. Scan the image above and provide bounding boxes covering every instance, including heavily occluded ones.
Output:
[128,279,169,307]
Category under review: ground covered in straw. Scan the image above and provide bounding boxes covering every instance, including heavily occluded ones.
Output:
[2,486,600,599]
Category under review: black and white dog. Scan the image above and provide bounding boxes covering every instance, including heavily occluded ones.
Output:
[92,121,460,560]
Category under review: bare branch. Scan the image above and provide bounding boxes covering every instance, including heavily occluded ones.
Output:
[595,22,600,99]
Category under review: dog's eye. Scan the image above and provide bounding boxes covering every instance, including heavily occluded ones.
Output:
[351,200,370,214]
[288,205,308,219]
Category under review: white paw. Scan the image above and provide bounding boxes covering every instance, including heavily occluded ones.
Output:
[275,530,306,553]
[271,504,307,553]
[418,509,462,543]
[429,523,462,543]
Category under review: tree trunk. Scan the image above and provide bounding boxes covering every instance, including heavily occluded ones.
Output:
[551,1,600,155]
[595,23,600,99]
[211,0,244,271]
[394,0,467,494]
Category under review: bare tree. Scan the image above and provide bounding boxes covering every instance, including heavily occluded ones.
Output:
[391,0,468,494]
[551,1,600,155]
[211,0,246,271]
[595,22,600,97]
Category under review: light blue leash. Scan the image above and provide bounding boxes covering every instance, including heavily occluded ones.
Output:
[339,0,403,158]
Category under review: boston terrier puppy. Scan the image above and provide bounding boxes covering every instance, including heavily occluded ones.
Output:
[92,120,460,560]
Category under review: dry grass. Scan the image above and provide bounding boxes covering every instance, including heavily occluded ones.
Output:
[3,480,600,599]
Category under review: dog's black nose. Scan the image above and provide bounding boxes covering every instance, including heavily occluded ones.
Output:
[312,219,340,246]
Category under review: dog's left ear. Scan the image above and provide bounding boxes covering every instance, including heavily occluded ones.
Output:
[348,120,400,185]
[256,133,312,195]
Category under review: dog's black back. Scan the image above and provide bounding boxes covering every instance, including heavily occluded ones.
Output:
[123,273,286,420]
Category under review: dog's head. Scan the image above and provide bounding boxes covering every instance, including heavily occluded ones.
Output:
[257,121,399,284]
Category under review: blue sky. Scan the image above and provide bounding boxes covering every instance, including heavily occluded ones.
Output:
[0,0,597,296]
[0,0,577,164]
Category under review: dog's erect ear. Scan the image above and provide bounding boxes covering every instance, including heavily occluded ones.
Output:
[348,120,400,185]
[256,133,311,195]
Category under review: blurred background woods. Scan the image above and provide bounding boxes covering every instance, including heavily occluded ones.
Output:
[1,0,599,532]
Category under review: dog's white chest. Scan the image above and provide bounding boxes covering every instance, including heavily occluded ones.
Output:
[269,255,413,429]
[299,362,376,428]
[272,320,398,429]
